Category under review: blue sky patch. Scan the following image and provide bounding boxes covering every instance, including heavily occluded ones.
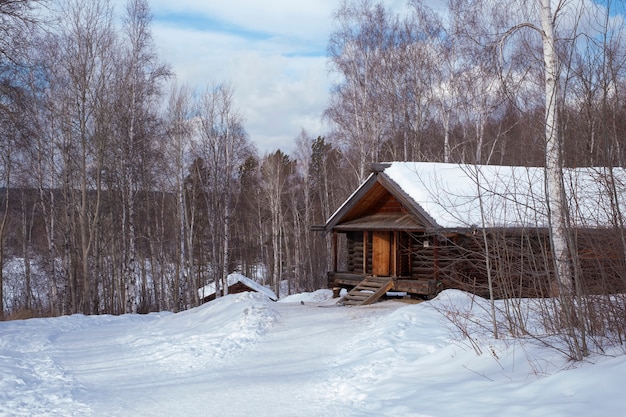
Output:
[155,12,273,41]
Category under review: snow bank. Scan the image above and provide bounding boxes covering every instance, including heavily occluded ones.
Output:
[1,289,625,416]
[324,290,626,416]
[278,289,334,303]
[122,292,281,368]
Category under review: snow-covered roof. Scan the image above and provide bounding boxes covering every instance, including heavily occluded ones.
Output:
[330,162,626,229]
[198,273,277,301]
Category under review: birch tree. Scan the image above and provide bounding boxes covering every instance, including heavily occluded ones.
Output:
[26,35,63,315]
[0,0,44,320]
[164,83,193,311]
[193,83,250,298]
[466,0,589,358]
[52,0,117,314]
[115,0,170,313]
[261,150,293,298]
[0,124,14,320]
[326,1,392,183]
[538,0,573,298]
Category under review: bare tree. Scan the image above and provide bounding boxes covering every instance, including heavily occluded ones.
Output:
[536,0,573,299]
[0,0,45,319]
[261,150,293,298]
[0,128,13,320]
[450,0,626,359]
[193,83,250,298]
[114,0,170,313]
[164,83,194,311]
[326,0,394,183]
[47,0,117,314]
[0,0,44,65]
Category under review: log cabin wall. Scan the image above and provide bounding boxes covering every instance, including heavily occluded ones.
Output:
[346,231,372,275]
[573,229,626,294]
[342,229,557,297]
[347,231,362,274]
[401,230,555,298]
[347,231,443,278]
[410,234,435,279]
[347,231,445,279]
[336,228,626,298]
[431,231,556,298]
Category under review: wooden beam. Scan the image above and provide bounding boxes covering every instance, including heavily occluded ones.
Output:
[434,235,439,280]
[395,279,436,295]
[363,230,368,275]
[332,231,338,273]
[391,230,399,277]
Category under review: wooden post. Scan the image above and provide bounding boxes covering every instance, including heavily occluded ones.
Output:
[392,231,398,277]
[332,231,338,273]
[409,233,413,277]
[434,235,439,280]
[363,230,368,275]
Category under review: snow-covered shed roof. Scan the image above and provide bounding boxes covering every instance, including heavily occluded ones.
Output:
[325,162,626,230]
[198,273,277,301]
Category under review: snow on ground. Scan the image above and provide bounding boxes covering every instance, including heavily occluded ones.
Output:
[0,290,624,417]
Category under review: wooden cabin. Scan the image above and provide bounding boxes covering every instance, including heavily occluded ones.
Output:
[322,162,626,304]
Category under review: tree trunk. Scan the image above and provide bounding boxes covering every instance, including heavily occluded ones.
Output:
[0,185,9,320]
[539,0,572,295]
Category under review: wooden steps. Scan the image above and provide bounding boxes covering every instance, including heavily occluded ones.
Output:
[340,276,394,306]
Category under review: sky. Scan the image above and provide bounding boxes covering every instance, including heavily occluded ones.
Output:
[147,0,335,154]
[114,0,619,156]
[129,0,411,154]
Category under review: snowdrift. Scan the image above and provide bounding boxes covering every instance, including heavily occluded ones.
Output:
[0,290,624,416]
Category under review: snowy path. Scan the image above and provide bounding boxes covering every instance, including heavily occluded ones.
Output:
[1,293,401,416]
[73,300,391,417]
[1,290,626,417]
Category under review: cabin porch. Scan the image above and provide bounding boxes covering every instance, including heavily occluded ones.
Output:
[328,271,439,298]
[328,230,447,299]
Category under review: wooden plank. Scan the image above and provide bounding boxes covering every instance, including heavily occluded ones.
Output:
[394,279,436,295]
[392,230,398,277]
[339,276,394,306]
[332,232,338,273]
[361,279,394,305]
[347,295,369,301]
[333,274,365,287]
[363,231,368,275]
[367,276,392,282]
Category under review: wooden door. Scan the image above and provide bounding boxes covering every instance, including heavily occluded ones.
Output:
[372,231,391,276]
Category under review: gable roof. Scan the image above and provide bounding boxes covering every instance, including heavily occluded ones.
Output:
[325,162,626,231]
[325,169,438,232]
[198,273,278,301]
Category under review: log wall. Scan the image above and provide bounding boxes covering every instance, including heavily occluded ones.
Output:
[336,229,626,299]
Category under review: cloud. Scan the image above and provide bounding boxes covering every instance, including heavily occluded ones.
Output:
[110,0,418,154]
[150,22,331,153]
[136,1,338,154]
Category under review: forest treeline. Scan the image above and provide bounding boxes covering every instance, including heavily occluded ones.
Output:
[2,0,626,320]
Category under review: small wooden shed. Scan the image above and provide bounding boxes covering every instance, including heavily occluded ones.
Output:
[322,162,626,304]
[198,273,277,303]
